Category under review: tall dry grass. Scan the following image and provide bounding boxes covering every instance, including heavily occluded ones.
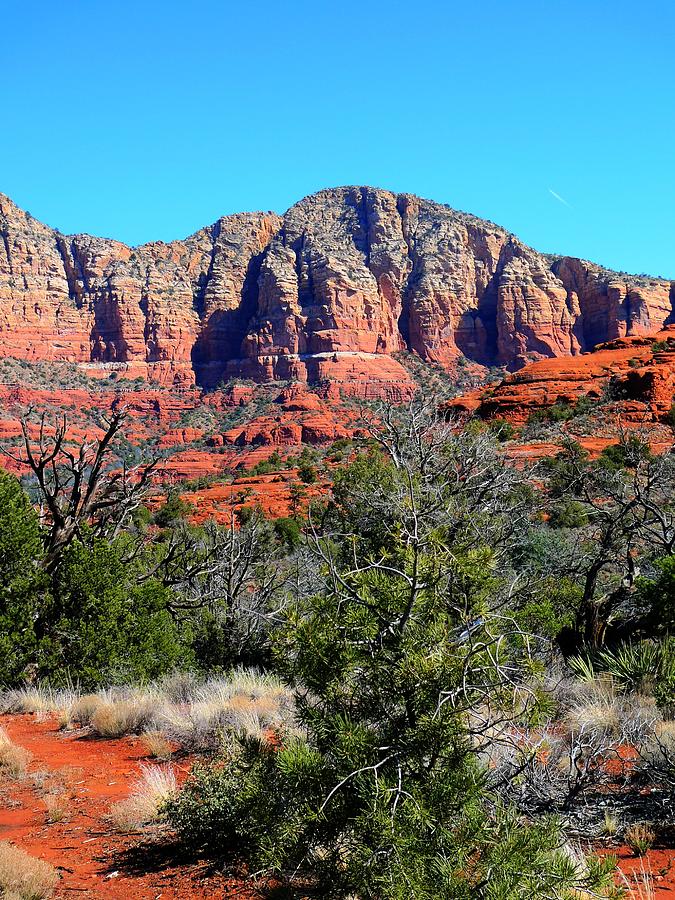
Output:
[619,857,656,899]
[0,686,78,718]
[109,764,178,831]
[0,727,31,778]
[0,842,58,899]
[0,669,298,753]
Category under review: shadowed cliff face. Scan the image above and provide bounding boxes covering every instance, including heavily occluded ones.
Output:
[0,187,672,391]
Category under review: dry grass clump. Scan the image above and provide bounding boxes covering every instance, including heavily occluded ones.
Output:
[0,686,78,718]
[562,676,657,743]
[563,675,620,733]
[158,670,199,704]
[89,696,158,738]
[0,841,58,898]
[638,719,675,774]
[66,693,104,728]
[625,822,656,857]
[601,809,620,836]
[42,792,71,824]
[564,697,622,735]
[0,727,32,778]
[159,670,296,751]
[109,764,177,832]
[140,731,172,761]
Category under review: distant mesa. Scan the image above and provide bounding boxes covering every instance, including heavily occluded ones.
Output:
[1,187,673,397]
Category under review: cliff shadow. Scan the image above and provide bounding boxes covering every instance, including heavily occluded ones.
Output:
[191,249,266,389]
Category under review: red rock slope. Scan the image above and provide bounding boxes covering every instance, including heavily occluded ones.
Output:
[450,327,675,424]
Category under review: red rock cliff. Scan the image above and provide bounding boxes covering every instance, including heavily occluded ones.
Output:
[1,187,672,390]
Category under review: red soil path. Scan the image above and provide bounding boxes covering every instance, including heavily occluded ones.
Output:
[597,845,675,897]
[0,714,260,899]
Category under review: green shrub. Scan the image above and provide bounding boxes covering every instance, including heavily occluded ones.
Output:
[569,639,675,699]
[297,462,317,484]
[167,441,622,899]
[639,557,675,635]
[38,536,191,687]
[153,492,194,527]
[273,517,302,550]
[0,470,47,684]
[598,436,651,471]
[548,500,588,528]
[488,417,516,442]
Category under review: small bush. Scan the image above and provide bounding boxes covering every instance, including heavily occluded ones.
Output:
[488,417,516,442]
[548,499,588,528]
[297,462,317,484]
[164,743,276,853]
[598,436,652,471]
[0,841,58,898]
[153,492,194,527]
[273,516,302,549]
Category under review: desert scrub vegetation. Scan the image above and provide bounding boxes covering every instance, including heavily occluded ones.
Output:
[625,822,656,857]
[165,402,626,898]
[0,670,297,753]
[9,399,675,894]
[0,411,303,687]
[0,841,58,899]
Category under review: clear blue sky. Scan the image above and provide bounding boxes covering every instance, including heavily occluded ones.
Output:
[3,1,674,277]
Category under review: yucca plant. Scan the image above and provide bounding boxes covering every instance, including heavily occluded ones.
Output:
[570,640,675,695]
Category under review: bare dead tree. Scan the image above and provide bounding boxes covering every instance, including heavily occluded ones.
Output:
[544,431,675,646]
[13,409,157,572]
[144,511,293,658]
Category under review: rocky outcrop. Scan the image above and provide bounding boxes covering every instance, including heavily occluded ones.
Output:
[449,327,675,424]
[1,188,673,392]
[211,383,356,448]
[233,188,588,381]
[551,258,673,348]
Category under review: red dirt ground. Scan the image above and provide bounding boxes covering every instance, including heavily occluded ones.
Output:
[598,844,675,897]
[0,714,261,899]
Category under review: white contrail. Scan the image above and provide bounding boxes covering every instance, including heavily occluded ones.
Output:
[548,188,572,208]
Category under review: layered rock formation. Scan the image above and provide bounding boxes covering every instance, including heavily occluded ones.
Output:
[1,187,673,392]
[0,193,280,386]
